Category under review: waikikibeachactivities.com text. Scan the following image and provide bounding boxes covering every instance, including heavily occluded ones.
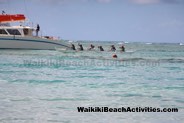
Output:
[77,107,178,113]
[23,59,160,67]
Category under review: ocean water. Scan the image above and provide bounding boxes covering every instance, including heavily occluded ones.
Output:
[0,42,184,123]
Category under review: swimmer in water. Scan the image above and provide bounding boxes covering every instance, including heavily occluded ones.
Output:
[112,54,118,58]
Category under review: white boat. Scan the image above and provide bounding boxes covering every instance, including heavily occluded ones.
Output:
[0,14,70,50]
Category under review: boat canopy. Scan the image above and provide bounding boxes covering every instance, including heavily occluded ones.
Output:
[0,14,26,23]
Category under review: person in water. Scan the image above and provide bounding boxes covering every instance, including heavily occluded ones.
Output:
[110,45,116,51]
[78,43,84,51]
[98,46,104,51]
[88,44,95,50]
[71,43,76,50]
[119,45,125,52]
[112,54,118,58]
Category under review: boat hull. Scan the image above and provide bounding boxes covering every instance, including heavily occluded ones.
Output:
[0,36,70,50]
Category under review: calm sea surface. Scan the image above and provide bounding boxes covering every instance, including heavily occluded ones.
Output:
[0,42,184,123]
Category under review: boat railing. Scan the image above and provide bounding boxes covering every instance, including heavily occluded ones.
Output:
[0,23,10,27]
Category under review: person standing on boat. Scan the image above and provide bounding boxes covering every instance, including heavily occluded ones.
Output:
[36,24,40,36]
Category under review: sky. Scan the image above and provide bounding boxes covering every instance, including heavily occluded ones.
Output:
[0,0,184,43]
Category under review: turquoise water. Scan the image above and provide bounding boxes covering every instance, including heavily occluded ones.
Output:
[0,42,184,123]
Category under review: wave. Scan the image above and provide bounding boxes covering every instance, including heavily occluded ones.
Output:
[120,58,184,63]
[73,54,184,63]
[117,42,124,45]
[179,43,183,46]
[145,42,152,45]
[158,58,184,63]
[107,57,183,63]
[68,40,74,43]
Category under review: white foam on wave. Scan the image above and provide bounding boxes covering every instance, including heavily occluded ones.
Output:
[0,79,8,83]
[146,42,152,45]
[68,40,73,43]
[117,42,124,45]
[179,43,183,45]
[117,41,129,45]
[125,50,135,53]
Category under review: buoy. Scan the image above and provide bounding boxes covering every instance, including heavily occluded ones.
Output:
[112,54,117,58]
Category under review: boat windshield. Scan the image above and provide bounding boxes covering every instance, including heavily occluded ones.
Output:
[23,28,29,35]
[0,29,8,35]
[7,29,21,35]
